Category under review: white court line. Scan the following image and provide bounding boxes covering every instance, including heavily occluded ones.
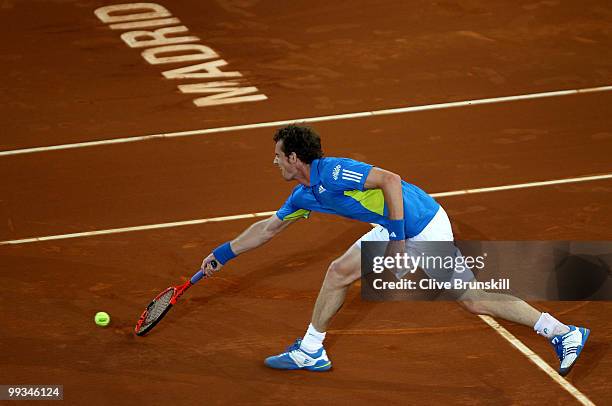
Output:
[478,316,595,406]
[1,85,612,157]
[1,173,611,246]
[433,173,612,197]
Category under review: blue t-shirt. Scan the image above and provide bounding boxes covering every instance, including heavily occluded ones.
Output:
[275,157,440,238]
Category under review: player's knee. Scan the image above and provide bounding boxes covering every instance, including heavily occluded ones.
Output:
[459,298,485,314]
[326,259,358,287]
[458,289,489,315]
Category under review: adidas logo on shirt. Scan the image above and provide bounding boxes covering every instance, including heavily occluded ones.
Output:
[389,232,397,238]
[319,185,326,194]
[332,165,341,180]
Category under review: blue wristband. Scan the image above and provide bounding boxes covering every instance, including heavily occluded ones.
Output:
[213,242,237,265]
[386,219,406,241]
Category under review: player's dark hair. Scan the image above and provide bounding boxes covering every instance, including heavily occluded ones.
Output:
[273,124,323,164]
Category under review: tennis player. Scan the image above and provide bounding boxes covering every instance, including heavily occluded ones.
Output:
[200,125,589,375]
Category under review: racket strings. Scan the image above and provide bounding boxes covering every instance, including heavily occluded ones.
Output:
[144,289,174,325]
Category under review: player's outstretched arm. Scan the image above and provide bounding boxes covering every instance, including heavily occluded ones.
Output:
[200,214,296,276]
[231,214,295,254]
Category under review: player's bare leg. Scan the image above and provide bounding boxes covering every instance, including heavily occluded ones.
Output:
[458,288,589,375]
[311,244,362,333]
[458,289,548,330]
[264,244,361,371]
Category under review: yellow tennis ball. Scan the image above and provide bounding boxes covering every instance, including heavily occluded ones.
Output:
[94,311,110,327]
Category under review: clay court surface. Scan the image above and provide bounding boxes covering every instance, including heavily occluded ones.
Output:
[1,0,612,404]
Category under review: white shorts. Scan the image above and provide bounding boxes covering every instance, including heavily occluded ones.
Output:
[354,206,454,248]
[355,206,474,285]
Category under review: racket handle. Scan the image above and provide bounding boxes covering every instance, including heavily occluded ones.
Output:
[190,271,205,284]
[190,260,218,284]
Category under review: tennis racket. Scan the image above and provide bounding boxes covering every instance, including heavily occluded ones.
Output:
[134,260,217,336]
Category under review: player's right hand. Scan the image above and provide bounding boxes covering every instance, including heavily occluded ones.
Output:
[200,253,223,277]
[384,239,407,279]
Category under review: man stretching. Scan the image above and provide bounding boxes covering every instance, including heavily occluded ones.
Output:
[200,125,589,376]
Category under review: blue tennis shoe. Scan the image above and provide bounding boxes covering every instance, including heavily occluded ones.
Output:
[550,325,590,376]
[264,339,332,371]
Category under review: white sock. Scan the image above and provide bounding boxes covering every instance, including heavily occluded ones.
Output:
[300,323,326,353]
[533,312,570,339]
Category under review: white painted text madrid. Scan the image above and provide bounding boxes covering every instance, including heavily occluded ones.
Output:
[94,3,268,107]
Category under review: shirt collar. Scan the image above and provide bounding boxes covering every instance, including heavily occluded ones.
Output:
[309,158,321,186]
